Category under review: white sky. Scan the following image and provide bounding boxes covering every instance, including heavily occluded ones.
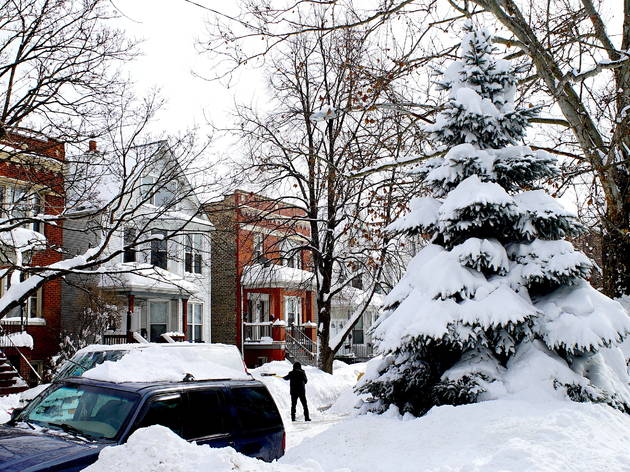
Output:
[115,1,262,144]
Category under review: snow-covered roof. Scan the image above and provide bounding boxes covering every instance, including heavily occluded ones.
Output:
[242,263,315,289]
[99,262,198,295]
[331,286,384,308]
[0,227,47,252]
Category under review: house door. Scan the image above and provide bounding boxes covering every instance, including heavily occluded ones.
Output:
[149,301,169,342]
[285,296,302,327]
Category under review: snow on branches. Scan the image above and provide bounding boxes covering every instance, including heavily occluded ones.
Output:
[357,23,630,417]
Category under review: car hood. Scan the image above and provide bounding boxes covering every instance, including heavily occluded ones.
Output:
[0,426,106,472]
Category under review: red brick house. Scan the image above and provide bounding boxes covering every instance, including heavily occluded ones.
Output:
[0,131,65,386]
[205,191,317,367]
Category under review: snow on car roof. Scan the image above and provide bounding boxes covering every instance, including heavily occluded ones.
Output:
[79,343,250,383]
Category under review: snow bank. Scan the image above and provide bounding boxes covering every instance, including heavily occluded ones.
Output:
[84,425,328,472]
[251,360,365,422]
[82,345,250,383]
[0,394,20,424]
[282,399,630,472]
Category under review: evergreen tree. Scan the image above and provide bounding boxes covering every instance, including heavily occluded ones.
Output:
[358,24,630,416]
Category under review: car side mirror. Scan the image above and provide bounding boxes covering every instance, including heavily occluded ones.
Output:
[8,407,24,425]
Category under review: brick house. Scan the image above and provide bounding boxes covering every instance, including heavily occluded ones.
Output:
[61,141,213,346]
[0,131,65,385]
[204,191,317,367]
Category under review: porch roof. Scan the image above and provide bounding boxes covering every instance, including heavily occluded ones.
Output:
[241,263,315,290]
[99,262,198,297]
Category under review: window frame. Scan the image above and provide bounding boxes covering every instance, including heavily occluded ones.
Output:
[123,227,137,263]
[184,234,203,274]
[186,302,203,343]
[150,230,168,270]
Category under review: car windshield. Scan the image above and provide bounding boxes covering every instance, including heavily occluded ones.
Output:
[54,350,129,381]
[18,383,138,440]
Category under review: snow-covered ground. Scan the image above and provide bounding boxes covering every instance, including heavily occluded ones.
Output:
[2,357,630,471]
[251,360,366,448]
[283,398,630,471]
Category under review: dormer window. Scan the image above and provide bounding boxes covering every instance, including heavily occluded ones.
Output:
[141,175,177,207]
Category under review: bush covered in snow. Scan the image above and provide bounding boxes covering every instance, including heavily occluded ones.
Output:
[357,23,630,416]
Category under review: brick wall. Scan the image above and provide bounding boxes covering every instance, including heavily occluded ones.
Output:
[0,133,65,380]
[205,198,238,345]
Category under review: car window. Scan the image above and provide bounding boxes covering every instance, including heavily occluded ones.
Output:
[184,389,229,440]
[230,387,282,431]
[22,383,137,439]
[135,394,183,436]
[54,350,128,381]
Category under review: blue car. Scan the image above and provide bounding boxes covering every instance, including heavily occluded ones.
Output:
[0,376,285,471]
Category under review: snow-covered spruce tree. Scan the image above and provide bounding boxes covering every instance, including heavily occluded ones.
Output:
[357,24,630,416]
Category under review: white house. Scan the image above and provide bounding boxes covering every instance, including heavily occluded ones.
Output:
[61,140,214,344]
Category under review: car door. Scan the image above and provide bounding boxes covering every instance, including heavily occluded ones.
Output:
[226,386,284,461]
[182,387,232,448]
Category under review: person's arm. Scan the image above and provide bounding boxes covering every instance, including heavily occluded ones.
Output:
[283,372,291,380]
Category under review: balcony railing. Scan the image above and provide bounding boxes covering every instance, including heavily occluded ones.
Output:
[102,333,132,345]
[243,322,273,342]
[336,343,374,360]
[0,319,29,348]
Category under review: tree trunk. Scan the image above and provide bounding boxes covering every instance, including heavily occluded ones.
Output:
[602,208,630,298]
[317,297,334,374]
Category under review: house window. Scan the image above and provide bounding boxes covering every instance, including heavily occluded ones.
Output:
[285,296,302,326]
[141,176,156,204]
[351,275,363,290]
[141,175,176,207]
[247,293,269,323]
[123,227,137,263]
[13,273,42,319]
[31,193,42,233]
[149,301,168,342]
[4,187,43,233]
[352,317,364,345]
[187,302,203,343]
[151,230,167,270]
[283,241,302,269]
[184,234,202,274]
[253,233,263,263]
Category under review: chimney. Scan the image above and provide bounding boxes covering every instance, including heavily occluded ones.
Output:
[88,140,97,152]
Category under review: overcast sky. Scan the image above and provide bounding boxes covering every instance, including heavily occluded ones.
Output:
[116,1,261,140]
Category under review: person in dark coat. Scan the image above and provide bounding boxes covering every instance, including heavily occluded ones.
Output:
[283,362,310,421]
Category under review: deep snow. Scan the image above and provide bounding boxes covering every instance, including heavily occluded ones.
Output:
[282,398,630,472]
[1,357,630,471]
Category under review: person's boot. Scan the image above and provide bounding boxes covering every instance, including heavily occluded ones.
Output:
[305,416,311,422]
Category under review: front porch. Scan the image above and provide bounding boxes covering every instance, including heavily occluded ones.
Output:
[104,293,198,344]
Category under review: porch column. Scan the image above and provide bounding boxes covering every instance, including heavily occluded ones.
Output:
[182,299,189,340]
[126,294,135,343]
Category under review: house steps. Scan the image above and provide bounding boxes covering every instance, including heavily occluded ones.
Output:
[0,351,28,396]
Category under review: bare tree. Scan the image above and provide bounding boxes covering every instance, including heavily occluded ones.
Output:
[0,0,135,142]
[218,17,422,372]
[0,96,215,322]
[196,0,630,298]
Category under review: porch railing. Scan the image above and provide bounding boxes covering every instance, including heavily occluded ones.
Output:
[285,325,317,366]
[0,319,29,348]
[102,333,133,345]
[243,322,273,342]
